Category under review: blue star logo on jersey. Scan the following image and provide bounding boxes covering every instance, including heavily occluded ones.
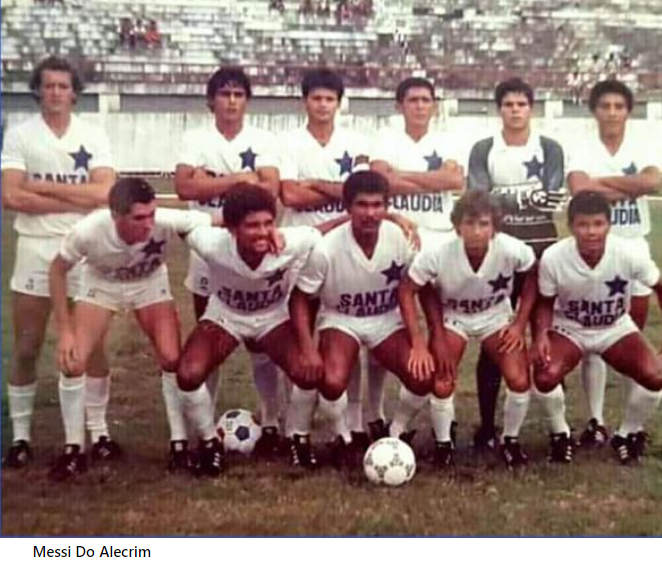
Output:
[424,151,443,171]
[622,162,637,176]
[335,151,353,176]
[488,273,511,293]
[69,145,93,171]
[265,268,287,287]
[381,261,405,285]
[523,155,544,180]
[605,275,628,296]
[239,148,258,171]
[142,238,166,257]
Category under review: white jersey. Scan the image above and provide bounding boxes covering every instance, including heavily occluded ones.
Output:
[297,220,414,319]
[280,125,369,226]
[177,123,279,217]
[408,232,535,320]
[371,127,457,231]
[567,127,660,237]
[60,208,210,282]
[539,235,660,329]
[186,225,320,321]
[1,114,114,237]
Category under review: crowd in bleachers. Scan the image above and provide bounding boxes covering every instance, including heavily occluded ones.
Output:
[3,0,662,98]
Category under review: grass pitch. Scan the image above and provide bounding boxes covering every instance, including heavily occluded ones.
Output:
[2,183,662,536]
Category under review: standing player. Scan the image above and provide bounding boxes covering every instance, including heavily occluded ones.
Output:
[291,171,430,469]
[533,192,662,465]
[370,76,464,239]
[174,67,282,455]
[176,185,322,474]
[48,178,214,480]
[567,79,661,446]
[467,77,565,451]
[279,68,386,446]
[1,56,116,468]
[399,191,536,468]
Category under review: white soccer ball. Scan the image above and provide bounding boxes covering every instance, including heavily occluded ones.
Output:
[363,437,416,486]
[216,409,262,455]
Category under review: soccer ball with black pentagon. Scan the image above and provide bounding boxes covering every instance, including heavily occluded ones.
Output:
[216,409,262,455]
[363,437,416,486]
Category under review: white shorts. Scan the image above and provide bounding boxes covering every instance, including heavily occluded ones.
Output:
[443,311,513,342]
[76,265,173,312]
[202,298,290,343]
[552,315,639,355]
[184,252,211,297]
[318,311,404,350]
[10,235,81,297]
[621,236,652,296]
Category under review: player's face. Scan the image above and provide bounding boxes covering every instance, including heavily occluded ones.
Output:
[304,88,340,125]
[210,82,248,123]
[499,92,531,132]
[397,87,436,130]
[115,201,157,244]
[39,70,76,116]
[571,213,610,258]
[233,211,276,255]
[593,93,629,135]
[348,192,387,236]
[457,213,495,254]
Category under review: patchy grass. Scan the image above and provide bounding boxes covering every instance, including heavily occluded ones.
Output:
[2,183,662,536]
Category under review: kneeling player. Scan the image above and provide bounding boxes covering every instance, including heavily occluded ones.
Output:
[534,191,662,465]
[49,178,214,480]
[399,191,535,469]
[176,185,322,474]
[291,171,430,469]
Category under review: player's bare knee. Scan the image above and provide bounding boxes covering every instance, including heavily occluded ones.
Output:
[176,360,205,392]
[63,362,86,379]
[320,375,347,401]
[432,378,455,399]
[533,369,560,394]
[404,376,431,397]
[505,373,530,394]
[638,364,662,392]
[158,353,180,374]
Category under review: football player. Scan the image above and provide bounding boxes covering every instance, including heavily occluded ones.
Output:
[567,79,661,447]
[48,178,215,480]
[399,191,536,469]
[1,56,116,468]
[533,191,662,465]
[279,68,387,447]
[467,77,565,451]
[174,67,283,455]
[291,171,430,469]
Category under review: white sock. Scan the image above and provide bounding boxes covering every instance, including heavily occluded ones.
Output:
[617,383,662,436]
[180,385,216,441]
[429,394,455,442]
[503,389,530,439]
[390,385,427,438]
[58,373,86,447]
[161,371,188,442]
[251,352,281,428]
[318,393,351,443]
[346,360,363,433]
[8,382,36,443]
[85,375,110,442]
[581,354,607,424]
[285,386,317,437]
[204,370,221,417]
[367,353,387,423]
[535,385,570,435]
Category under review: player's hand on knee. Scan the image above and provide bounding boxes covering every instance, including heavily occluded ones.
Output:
[430,338,456,384]
[58,330,81,375]
[497,323,525,354]
[407,342,435,381]
[300,348,324,384]
[532,332,552,369]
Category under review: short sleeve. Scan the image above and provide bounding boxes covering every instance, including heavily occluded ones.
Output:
[90,128,114,170]
[538,251,558,298]
[296,245,328,295]
[631,251,661,288]
[157,208,211,235]
[369,131,394,164]
[407,246,439,287]
[177,129,203,167]
[59,225,87,265]
[278,134,299,180]
[255,131,280,171]
[512,237,536,273]
[186,226,224,263]
[1,126,27,171]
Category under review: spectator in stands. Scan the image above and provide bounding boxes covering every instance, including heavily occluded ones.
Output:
[135,19,147,48]
[119,17,135,50]
[566,69,584,105]
[269,0,285,13]
[144,20,162,49]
